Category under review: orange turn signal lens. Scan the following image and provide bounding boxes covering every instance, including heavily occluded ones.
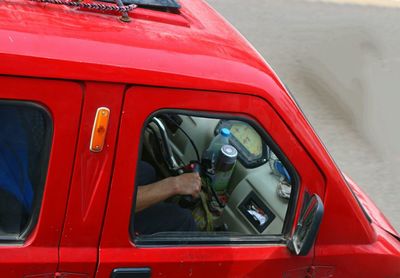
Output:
[90,107,110,153]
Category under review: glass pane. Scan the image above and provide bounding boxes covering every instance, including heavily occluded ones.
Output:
[132,112,294,239]
[0,103,52,238]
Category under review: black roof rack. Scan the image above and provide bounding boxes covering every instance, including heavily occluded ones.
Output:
[100,0,180,9]
[30,0,137,22]
[30,0,179,23]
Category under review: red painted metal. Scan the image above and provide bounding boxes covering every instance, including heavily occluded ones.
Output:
[25,273,88,277]
[0,77,83,277]
[344,174,399,237]
[314,223,400,277]
[58,83,124,276]
[0,0,399,276]
[95,87,325,277]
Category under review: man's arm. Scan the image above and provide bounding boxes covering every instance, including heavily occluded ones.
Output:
[135,173,201,212]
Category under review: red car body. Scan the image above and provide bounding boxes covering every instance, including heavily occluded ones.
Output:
[0,0,399,277]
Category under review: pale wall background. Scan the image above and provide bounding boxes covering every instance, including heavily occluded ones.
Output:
[207,0,400,231]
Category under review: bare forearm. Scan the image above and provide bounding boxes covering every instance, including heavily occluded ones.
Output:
[135,177,177,212]
[135,173,201,213]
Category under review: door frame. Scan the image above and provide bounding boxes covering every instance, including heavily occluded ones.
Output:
[96,86,325,277]
[0,76,83,277]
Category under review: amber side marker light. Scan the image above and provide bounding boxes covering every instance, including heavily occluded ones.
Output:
[90,107,110,152]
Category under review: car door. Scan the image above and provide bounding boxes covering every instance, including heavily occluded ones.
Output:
[96,86,325,278]
[0,76,83,277]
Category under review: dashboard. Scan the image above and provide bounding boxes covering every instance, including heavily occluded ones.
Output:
[215,120,269,168]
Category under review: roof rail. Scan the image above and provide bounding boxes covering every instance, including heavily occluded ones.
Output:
[106,0,180,9]
[30,0,137,22]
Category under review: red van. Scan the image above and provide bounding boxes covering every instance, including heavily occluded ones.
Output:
[0,0,399,277]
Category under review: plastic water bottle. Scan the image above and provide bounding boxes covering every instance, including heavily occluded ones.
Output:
[207,128,231,162]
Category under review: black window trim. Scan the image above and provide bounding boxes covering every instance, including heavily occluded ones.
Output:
[0,101,53,244]
[131,108,300,247]
[135,233,287,247]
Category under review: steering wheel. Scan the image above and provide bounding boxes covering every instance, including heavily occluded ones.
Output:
[148,117,204,208]
[149,117,181,174]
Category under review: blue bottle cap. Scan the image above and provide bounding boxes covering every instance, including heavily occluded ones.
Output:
[220,128,231,137]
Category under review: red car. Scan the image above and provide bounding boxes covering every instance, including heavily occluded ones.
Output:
[0,0,399,277]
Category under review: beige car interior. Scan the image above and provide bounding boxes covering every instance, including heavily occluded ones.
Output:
[142,113,293,236]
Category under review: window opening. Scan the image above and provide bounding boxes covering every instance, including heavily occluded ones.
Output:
[131,111,296,244]
[0,102,52,241]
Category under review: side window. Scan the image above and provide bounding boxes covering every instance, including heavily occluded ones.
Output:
[130,111,296,243]
[0,102,52,240]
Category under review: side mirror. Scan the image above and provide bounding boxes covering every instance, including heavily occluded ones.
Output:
[288,194,324,256]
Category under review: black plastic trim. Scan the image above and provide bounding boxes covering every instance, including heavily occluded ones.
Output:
[136,232,286,247]
[343,177,372,223]
[112,268,151,278]
[100,0,180,8]
[288,194,324,256]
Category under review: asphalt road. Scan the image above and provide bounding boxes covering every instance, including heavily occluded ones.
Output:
[207,0,400,232]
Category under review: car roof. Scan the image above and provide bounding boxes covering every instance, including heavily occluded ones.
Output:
[0,0,288,96]
[1,1,342,233]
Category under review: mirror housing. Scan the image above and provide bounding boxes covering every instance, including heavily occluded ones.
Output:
[288,194,324,256]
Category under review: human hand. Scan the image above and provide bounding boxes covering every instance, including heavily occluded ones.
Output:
[171,173,201,198]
